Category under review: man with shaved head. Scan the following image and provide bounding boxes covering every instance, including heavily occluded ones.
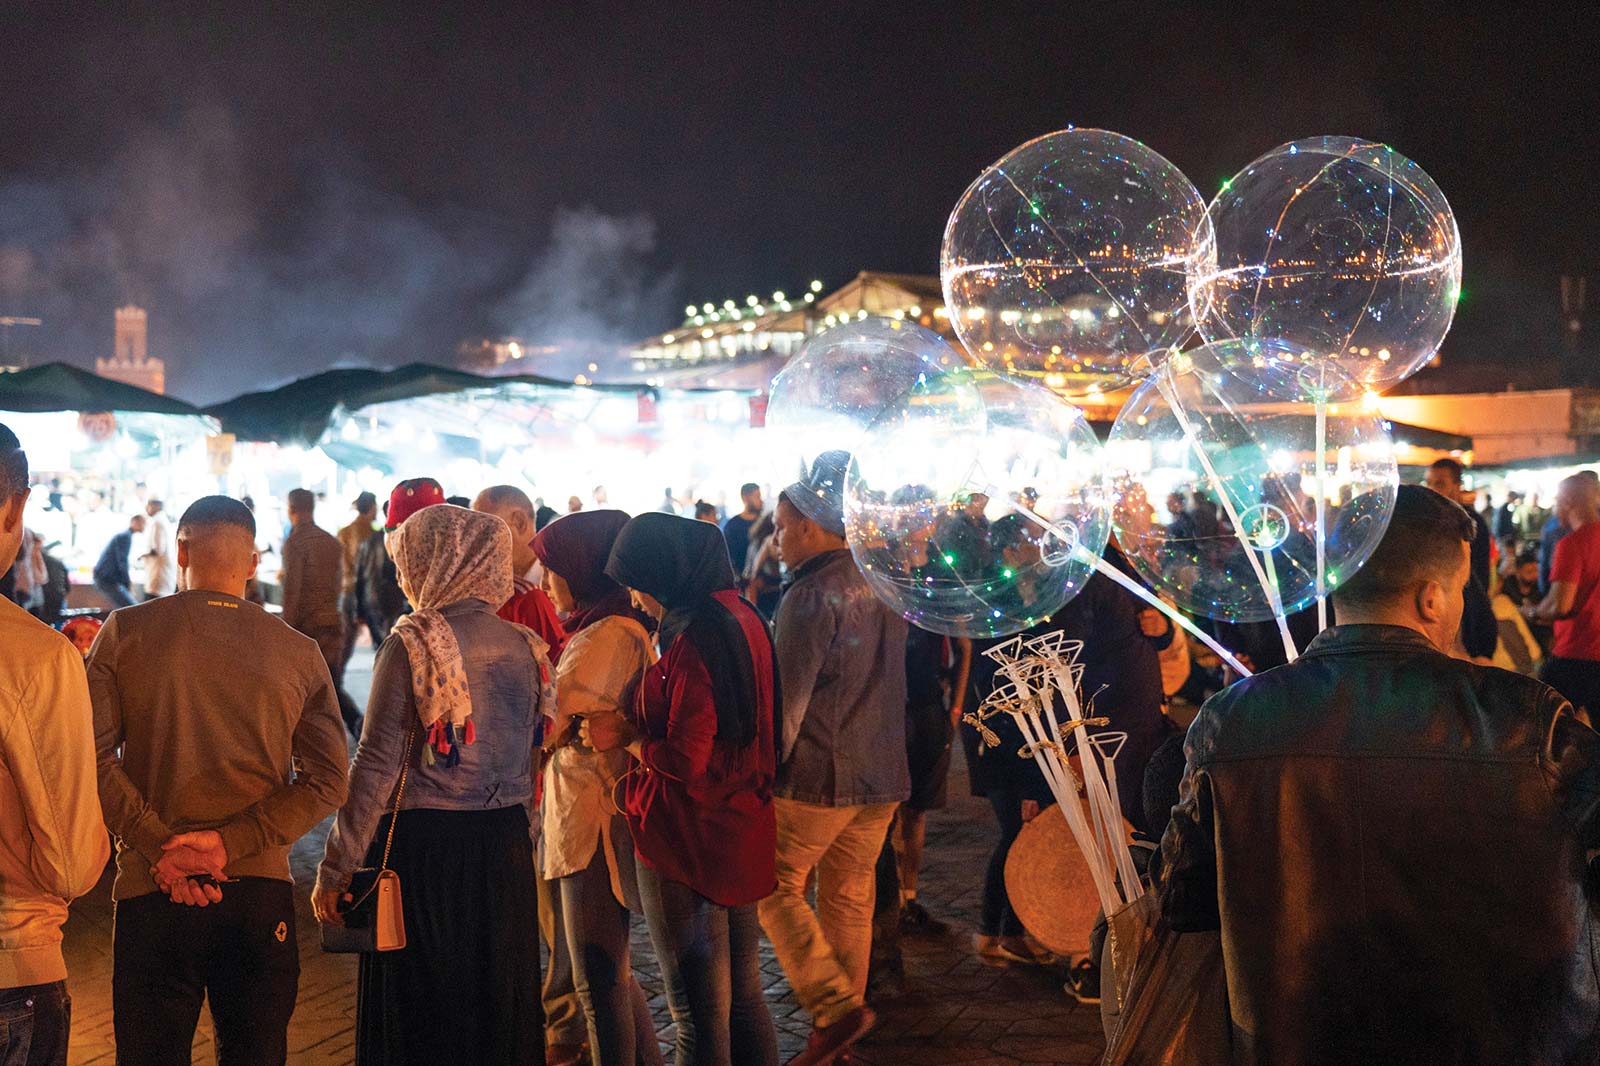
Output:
[89,494,349,1064]
[473,484,567,660]
[1525,474,1600,713]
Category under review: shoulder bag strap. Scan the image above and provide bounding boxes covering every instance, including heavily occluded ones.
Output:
[378,722,418,874]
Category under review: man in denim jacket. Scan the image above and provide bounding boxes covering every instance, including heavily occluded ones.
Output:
[759,452,909,1065]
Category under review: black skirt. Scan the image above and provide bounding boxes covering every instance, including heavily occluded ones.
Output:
[356,805,542,1066]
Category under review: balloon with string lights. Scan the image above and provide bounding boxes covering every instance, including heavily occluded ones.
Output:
[844,369,1110,638]
[765,318,966,528]
[941,128,1214,391]
[1105,339,1398,626]
[1188,136,1461,402]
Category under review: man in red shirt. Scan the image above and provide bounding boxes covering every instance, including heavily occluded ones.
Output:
[1525,473,1600,712]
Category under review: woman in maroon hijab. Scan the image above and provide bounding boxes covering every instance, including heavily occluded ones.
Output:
[585,512,779,1066]
[533,510,663,1066]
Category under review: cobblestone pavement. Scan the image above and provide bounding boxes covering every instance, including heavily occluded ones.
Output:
[63,646,1106,1065]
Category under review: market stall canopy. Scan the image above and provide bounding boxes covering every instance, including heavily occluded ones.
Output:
[0,362,205,416]
[206,362,650,445]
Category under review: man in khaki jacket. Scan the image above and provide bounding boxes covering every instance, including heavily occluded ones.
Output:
[0,422,109,1066]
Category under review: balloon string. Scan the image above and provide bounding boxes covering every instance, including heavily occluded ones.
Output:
[1005,500,1253,677]
[1154,371,1298,664]
[1315,397,1329,633]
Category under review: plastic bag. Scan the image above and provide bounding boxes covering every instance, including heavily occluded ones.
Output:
[1100,889,1232,1064]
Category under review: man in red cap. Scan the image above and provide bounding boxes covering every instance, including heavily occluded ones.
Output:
[383,477,448,533]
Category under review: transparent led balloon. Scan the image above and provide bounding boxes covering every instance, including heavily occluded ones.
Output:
[1106,340,1398,624]
[846,371,1110,638]
[941,128,1213,389]
[766,318,964,528]
[1190,136,1461,401]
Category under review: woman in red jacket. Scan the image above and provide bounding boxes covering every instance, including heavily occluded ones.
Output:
[583,512,779,1066]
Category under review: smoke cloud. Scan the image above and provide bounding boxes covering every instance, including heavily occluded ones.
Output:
[494,205,681,381]
[0,104,677,402]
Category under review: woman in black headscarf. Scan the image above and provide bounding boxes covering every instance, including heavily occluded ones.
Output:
[581,512,779,1066]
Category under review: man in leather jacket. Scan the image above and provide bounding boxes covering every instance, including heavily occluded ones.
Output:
[1159,484,1600,1065]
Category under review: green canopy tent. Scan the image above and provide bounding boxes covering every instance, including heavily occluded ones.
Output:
[206,363,646,445]
[0,362,205,416]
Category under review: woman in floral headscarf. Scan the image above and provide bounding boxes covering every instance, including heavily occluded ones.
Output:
[314,504,554,1066]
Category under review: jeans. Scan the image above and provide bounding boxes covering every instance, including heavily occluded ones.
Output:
[339,591,361,674]
[636,864,777,1066]
[94,578,135,609]
[559,849,663,1066]
[305,623,361,734]
[758,798,898,1027]
[981,790,1029,938]
[0,982,69,1066]
[538,852,585,1048]
[112,879,300,1066]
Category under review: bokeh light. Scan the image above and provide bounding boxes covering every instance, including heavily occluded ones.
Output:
[1189,136,1461,401]
[1106,340,1398,623]
[941,128,1213,389]
[845,370,1110,637]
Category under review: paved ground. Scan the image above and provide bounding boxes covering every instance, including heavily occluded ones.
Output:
[62,646,1107,1065]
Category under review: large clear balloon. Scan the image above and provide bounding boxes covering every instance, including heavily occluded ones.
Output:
[941,128,1213,390]
[1106,340,1398,623]
[846,370,1110,637]
[766,318,963,528]
[1189,136,1461,401]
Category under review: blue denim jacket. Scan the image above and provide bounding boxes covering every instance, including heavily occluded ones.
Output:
[316,599,544,892]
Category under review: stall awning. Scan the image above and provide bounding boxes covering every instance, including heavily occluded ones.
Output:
[206,362,712,445]
[0,363,204,416]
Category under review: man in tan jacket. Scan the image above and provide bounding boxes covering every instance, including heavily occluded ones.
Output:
[0,422,109,1066]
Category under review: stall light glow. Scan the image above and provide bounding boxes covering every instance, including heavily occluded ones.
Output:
[702,303,714,314]
[746,295,759,307]
[663,334,676,344]
[910,305,922,316]
[810,280,823,292]
[701,328,715,339]
[685,305,698,317]
[341,420,360,441]
[803,292,815,303]
[772,290,786,302]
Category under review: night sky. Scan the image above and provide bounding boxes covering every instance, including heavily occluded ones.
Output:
[1,7,1595,402]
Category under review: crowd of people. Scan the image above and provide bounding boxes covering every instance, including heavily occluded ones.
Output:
[5,408,1600,1066]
